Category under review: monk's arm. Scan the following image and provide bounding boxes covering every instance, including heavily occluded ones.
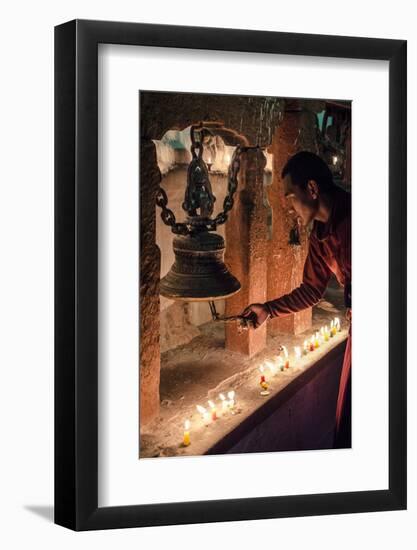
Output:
[264,236,332,318]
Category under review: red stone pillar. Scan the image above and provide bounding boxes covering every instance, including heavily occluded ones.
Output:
[225,148,268,357]
[140,140,161,425]
[267,109,318,336]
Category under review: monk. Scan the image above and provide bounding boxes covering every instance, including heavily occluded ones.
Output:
[241,151,351,448]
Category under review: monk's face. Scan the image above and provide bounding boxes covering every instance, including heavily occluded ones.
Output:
[283,174,319,226]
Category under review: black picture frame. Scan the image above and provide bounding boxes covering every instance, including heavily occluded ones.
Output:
[55,19,407,531]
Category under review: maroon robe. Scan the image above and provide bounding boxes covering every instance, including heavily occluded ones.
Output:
[264,186,351,442]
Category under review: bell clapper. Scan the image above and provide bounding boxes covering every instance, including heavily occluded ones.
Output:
[209,300,220,321]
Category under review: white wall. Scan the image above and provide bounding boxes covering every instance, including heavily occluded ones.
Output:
[0,1,415,548]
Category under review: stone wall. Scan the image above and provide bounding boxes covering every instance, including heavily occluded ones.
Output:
[140,140,161,425]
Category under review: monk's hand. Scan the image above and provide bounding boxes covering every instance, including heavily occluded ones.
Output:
[240,303,270,330]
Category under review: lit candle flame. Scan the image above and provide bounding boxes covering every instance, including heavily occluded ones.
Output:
[265,360,277,375]
[219,393,228,412]
[208,399,218,420]
[196,404,210,425]
[330,318,338,335]
[183,419,191,446]
[294,346,302,359]
[227,390,235,410]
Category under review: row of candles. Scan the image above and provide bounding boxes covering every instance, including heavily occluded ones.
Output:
[182,317,342,446]
[183,391,236,446]
[259,317,342,394]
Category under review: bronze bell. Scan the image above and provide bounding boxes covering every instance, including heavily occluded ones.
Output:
[156,124,242,303]
[160,231,241,301]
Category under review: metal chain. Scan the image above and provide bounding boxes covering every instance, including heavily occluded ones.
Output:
[205,145,242,231]
[155,127,246,235]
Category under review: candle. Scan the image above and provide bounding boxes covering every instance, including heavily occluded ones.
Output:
[196,404,210,426]
[309,335,315,351]
[208,400,217,421]
[227,390,235,410]
[324,325,330,341]
[282,345,290,369]
[183,420,191,446]
[277,357,284,370]
[335,317,341,332]
[273,356,281,370]
[331,319,337,336]
[265,360,277,376]
[303,340,309,355]
[294,346,302,360]
[219,393,228,414]
[259,366,270,394]
[314,331,320,348]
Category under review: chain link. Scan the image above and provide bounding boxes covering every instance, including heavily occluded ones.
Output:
[155,186,190,235]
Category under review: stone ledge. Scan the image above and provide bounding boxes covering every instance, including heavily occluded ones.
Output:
[139,310,348,458]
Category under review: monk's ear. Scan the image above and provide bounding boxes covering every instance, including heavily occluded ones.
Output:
[307,179,319,200]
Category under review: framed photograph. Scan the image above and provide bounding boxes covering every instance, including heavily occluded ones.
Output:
[55,19,407,530]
